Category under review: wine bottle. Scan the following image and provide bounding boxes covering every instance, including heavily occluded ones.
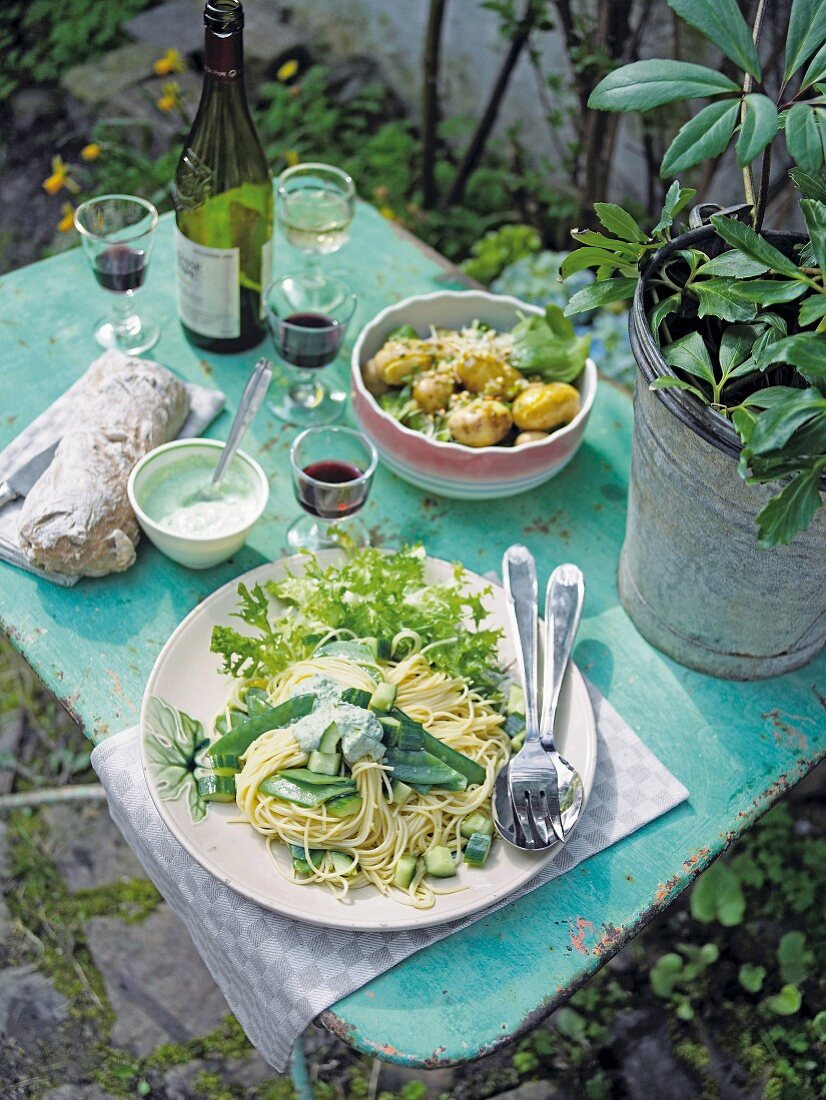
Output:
[174,0,273,353]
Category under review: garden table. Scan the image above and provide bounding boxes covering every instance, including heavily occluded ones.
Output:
[1,200,824,1069]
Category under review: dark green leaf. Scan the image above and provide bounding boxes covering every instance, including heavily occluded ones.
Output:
[777,931,814,985]
[756,465,826,548]
[563,278,638,316]
[667,0,761,79]
[729,280,808,305]
[649,376,709,402]
[652,180,698,234]
[755,332,826,373]
[748,388,826,453]
[662,330,716,384]
[593,203,648,243]
[719,324,759,375]
[661,101,740,176]
[784,0,826,84]
[695,250,771,277]
[709,215,802,278]
[648,293,682,337]
[570,229,640,255]
[694,278,759,322]
[738,963,766,994]
[736,94,779,166]
[789,166,826,201]
[560,246,630,277]
[786,103,826,174]
[800,198,826,273]
[740,385,801,409]
[509,308,589,382]
[732,407,758,443]
[799,295,826,326]
[588,60,740,112]
[801,40,826,89]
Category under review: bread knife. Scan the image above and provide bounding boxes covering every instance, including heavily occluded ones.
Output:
[0,440,60,511]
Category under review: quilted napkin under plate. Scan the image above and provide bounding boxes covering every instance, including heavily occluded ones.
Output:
[91,682,688,1071]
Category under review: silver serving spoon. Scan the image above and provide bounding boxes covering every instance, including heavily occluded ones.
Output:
[187,357,273,503]
[540,563,585,837]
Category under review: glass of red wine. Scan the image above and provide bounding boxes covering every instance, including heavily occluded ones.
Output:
[74,194,159,355]
[264,271,357,426]
[287,426,378,551]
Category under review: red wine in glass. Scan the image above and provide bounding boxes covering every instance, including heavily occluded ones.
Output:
[93,245,147,293]
[277,311,345,370]
[298,459,367,518]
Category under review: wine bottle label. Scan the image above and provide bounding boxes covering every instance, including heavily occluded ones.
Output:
[259,236,273,318]
[176,229,240,338]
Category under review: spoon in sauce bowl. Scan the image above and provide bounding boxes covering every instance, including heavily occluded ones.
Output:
[188,357,273,504]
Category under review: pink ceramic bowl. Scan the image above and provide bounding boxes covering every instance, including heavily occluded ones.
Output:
[351,290,598,499]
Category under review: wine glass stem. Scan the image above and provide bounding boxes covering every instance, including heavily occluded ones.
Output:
[111,293,138,336]
[289,374,324,409]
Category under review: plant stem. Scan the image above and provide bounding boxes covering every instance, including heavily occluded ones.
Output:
[742,0,770,224]
[421,0,448,209]
[442,0,542,208]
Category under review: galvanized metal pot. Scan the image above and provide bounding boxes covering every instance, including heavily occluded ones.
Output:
[618,226,826,680]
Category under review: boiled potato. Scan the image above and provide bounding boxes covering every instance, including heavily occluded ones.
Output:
[412,370,455,413]
[368,340,435,386]
[512,383,580,432]
[457,353,523,397]
[362,355,389,397]
[514,430,549,446]
[448,398,512,448]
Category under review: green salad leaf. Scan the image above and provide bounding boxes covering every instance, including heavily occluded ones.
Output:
[210,546,503,696]
[510,305,591,383]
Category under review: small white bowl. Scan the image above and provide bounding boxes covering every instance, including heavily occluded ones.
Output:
[127,439,269,569]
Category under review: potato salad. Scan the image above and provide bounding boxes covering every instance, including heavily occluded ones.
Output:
[363,306,590,448]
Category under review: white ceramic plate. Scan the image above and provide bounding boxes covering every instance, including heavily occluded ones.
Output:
[140,552,597,931]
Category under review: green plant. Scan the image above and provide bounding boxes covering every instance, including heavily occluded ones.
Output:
[649,942,719,1020]
[562,0,826,547]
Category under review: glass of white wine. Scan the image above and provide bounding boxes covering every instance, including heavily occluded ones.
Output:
[277,163,355,267]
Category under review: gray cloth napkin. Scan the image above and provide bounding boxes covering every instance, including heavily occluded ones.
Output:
[0,352,225,586]
[91,682,688,1071]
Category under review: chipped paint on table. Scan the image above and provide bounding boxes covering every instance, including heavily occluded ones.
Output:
[1,200,824,1067]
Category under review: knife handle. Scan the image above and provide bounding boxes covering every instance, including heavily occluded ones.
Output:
[0,481,18,510]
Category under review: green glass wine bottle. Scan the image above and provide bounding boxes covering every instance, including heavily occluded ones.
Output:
[174,0,273,353]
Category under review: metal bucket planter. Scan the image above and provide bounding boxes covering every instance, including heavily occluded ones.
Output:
[618,226,826,680]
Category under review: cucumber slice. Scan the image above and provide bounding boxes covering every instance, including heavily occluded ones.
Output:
[460,812,494,839]
[423,846,456,878]
[318,721,341,754]
[340,687,373,709]
[314,640,378,665]
[307,750,342,776]
[325,792,363,818]
[330,850,358,876]
[393,854,418,889]
[377,638,392,660]
[196,773,236,802]
[391,780,414,805]
[289,844,324,874]
[369,682,397,712]
[510,731,525,753]
[209,693,316,768]
[378,715,401,738]
[508,684,525,715]
[464,832,492,867]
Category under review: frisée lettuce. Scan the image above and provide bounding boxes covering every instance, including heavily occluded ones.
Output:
[209,545,503,695]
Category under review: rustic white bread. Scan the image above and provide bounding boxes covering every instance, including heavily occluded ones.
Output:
[18,350,189,576]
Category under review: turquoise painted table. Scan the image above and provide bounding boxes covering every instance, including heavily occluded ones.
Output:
[1,203,824,1067]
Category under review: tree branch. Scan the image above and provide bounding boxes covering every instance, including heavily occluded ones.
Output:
[421,0,448,209]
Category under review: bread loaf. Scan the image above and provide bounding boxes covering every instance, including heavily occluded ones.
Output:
[19,350,189,576]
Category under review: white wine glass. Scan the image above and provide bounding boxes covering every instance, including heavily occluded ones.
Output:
[277,163,355,269]
[74,194,159,355]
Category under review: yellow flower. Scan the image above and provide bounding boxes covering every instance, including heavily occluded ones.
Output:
[154,48,186,76]
[80,143,101,161]
[284,149,299,168]
[157,82,182,113]
[42,155,80,196]
[276,58,299,82]
[58,203,76,233]
[379,205,396,221]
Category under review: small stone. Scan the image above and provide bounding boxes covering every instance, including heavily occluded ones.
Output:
[0,966,68,1055]
[124,0,212,56]
[222,1051,280,1088]
[86,906,229,1057]
[162,1059,207,1100]
[60,44,162,107]
[621,1025,697,1100]
[43,1086,120,1100]
[486,1083,561,1100]
[41,803,145,893]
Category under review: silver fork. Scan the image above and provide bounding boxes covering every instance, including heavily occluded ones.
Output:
[502,545,564,848]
